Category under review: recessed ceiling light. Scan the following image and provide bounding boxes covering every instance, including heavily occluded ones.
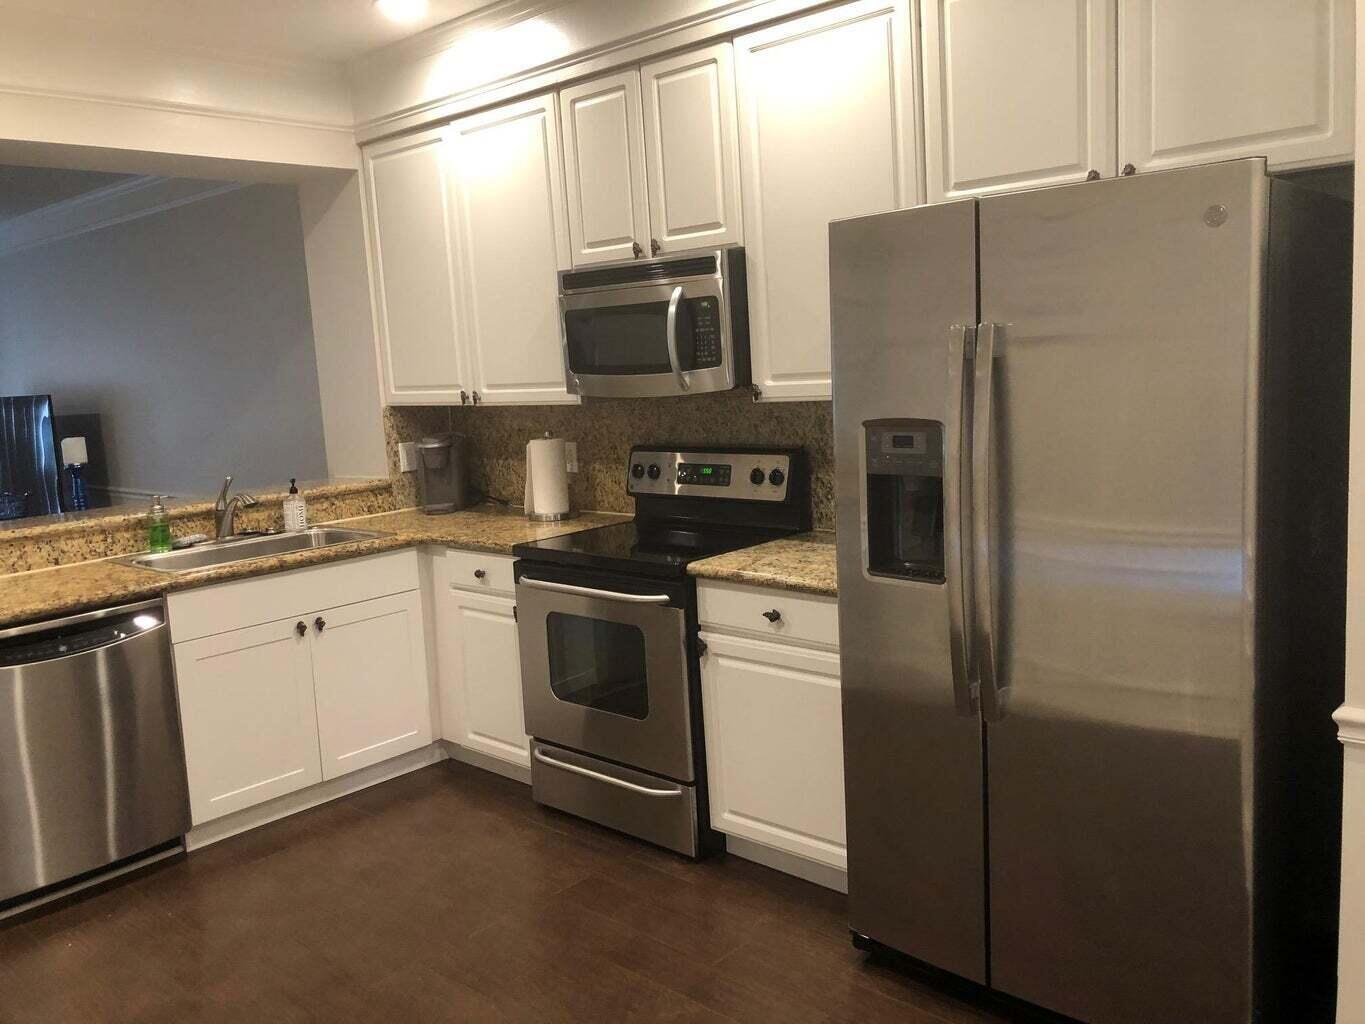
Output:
[374,0,430,25]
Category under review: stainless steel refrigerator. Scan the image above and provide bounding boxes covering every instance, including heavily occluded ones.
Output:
[831,159,1349,1024]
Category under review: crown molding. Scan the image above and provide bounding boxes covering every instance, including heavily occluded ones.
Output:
[0,176,245,258]
[350,0,819,143]
[1337,703,1365,747]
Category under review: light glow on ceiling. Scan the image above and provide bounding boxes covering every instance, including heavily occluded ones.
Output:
[374,0,430,25]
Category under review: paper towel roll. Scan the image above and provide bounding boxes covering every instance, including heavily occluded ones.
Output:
[525,435,570,518]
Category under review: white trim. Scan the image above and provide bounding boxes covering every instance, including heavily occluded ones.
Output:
[350,0,838,143]
[0,82,354,135]
[443,739,533,784]
[1336,703,1365,747]
[0,177,245,257]
[724,833,848,893]
[185,743,446,851]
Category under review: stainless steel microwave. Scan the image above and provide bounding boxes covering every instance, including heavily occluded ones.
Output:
[558,247,750,399]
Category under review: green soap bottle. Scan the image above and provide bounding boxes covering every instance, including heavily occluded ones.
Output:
[148,495,172,553]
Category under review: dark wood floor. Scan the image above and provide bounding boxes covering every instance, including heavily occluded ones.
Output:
[0,761,1011,1023]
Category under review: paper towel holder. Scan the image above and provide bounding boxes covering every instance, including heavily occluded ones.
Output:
[525,431,577,523]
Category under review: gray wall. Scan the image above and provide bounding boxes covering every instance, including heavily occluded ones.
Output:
[0,183,328,498]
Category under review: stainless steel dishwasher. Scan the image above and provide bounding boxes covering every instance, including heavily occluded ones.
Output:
[0,599,191,905]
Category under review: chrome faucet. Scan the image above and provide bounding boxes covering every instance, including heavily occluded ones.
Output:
[214,476,259,540]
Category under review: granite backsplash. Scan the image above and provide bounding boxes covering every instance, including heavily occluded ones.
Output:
[385,393,835,529]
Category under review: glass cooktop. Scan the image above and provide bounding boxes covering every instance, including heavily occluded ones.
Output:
[512,520,785,579]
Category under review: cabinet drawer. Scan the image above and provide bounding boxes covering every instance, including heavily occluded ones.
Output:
[697,580,839,649]
[169,549,420,642]
[437,549,516,595]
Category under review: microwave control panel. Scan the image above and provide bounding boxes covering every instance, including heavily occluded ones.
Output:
[628,450,790,502]
[688,297,723,370]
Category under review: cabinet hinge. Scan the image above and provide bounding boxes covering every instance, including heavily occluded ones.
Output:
[513,605,518,623]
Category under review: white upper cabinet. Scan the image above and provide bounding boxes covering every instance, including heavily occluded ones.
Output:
[640,43,744,254]
[446,95,578,406]
[559,70,651,266]
[363,127,467,405]
[1120,0,1354,171]
[735,0,922,402]
[921,0,1116,200]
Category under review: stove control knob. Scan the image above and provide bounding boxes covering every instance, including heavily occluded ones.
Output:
[768,468,785,487]
[647,464,661,480]
[631,463,645,480]
[749,467,765,486]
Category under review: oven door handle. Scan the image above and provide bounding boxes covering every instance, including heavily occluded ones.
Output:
[533,747,684,798]
[665,285,690,392]
[518,576,673,605]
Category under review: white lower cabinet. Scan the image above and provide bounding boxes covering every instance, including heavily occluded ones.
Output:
[173,617,324,824]
[169,551,431,826]
[433,551,531,770]
[311,590,432,781]
[698,582,846,873]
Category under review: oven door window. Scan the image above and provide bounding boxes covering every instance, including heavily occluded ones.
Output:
[545,613,649,719]
[564,301,693,376]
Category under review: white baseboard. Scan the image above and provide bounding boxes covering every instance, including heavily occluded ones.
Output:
[185,743,447,851]
[724,833,848,893]
[443,740,532,785]
[1338,741,1365,1023]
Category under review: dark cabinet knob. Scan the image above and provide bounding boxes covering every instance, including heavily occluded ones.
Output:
[295,621,307,637]
[474,569,487,579]
[1085,168,1100,181]
[1121,163,1137,176]
[651,238,661,256]
[762,609,781,623]
[632,241,644,259]
[314,616,326,632]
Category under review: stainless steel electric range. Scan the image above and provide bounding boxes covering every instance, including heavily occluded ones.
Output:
[513,445,810,857]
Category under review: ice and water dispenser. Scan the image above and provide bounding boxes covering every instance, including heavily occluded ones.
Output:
[863,419,945,583]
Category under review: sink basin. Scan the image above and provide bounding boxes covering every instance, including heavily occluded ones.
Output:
[121,527,385,574]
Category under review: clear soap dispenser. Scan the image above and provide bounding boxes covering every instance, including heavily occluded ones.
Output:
[148,496,172,553]
[283,479,307,532]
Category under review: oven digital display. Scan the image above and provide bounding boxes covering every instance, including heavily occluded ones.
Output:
[677,463,731,486]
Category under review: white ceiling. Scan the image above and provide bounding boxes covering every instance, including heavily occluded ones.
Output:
[0,0,504,65]
[0,165,134,222]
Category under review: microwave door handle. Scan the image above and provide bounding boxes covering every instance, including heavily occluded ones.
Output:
[665,286,689,392]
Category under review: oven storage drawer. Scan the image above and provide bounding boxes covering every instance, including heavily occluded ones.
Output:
[530,742,701,857]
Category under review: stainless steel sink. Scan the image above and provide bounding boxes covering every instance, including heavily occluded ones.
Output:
[120,527,385,574]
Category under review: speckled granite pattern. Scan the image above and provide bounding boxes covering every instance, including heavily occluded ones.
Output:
[0,504,625,630]
[0,480,395,574]
[384,394,834,529]
[688,531,838,596]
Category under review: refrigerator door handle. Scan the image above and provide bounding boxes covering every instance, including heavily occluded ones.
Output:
[972,321,1007,721]
[944,323,978,716]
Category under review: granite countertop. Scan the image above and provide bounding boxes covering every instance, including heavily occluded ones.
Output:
[688,531,838,597]
[0,504,625,630]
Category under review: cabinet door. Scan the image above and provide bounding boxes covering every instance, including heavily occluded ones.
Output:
[447,95,578,406]
[173,618,322,825]
[311,590,432,781]
[436,587,530,768]
[640,42,743,253]
[362,127,467,404]
[559,69,651,266]
[1120,0,1354,171]
[735,0,922,401]
[700,632,846,869]
[922,0,1116,200]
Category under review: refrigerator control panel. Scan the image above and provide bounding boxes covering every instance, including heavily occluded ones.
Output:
[864,419,945,584]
